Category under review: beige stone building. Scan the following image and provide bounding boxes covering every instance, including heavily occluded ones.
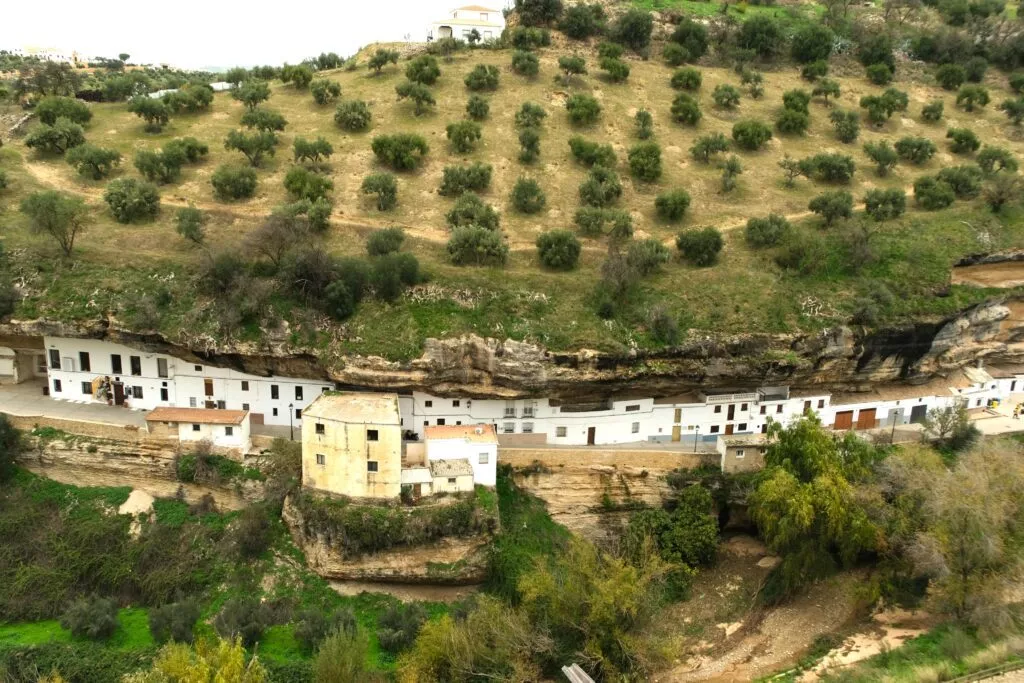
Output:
[718,433,768,473]
[301,392,403,499]
[428,458,476,495]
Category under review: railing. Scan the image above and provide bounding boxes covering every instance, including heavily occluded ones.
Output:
[702,392,759,405]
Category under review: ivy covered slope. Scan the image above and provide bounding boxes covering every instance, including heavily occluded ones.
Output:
[2,4,1024,360]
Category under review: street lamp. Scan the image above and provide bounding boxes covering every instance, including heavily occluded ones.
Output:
[693,425,700,453]
[289,402,294,441]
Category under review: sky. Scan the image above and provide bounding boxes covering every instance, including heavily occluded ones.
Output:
[0,0,510,71]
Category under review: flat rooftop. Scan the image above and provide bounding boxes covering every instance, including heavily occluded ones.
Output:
[425,423,498,444]
[302,391,401,424]
[146,407,248,425]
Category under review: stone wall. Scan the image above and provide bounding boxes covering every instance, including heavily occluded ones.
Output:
[500,446,717,471]
[4,413,153,443]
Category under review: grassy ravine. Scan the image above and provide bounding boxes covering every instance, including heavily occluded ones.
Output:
[3,39,1023,360]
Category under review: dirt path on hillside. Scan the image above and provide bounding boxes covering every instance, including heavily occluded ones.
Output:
[952,260,1024,288]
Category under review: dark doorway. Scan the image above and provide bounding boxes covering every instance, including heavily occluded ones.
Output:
[113,382,125,406]
[727,404,735,420]
[725,424,734,436]
[910,404,928,424]
[587,427,596,445]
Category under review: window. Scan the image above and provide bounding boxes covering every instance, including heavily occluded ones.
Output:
[456,421,462,425]
[271,385,279,400]
[437,418,446,426]
[453,399,460,407]
[556,426,567,437]
[503,422,515,434]
[295,408,302,420]
[448,477,457,485]
[504,400,516,418]
[48,349,61,369]
[425,400,432,407]
[523,401,536,418]
[735,449,745,458]
[272,408,279,417]
[110,354,122,374]
[225,426,234,436]
[738,423,747,431]
[130,356,142,376]
[626,404,640,412]
[189,397,197,407]
[241,381,249,391]
[242,403,249,411]
[714,405,722,413]
[740,403,748,411]
[367,461,379,473]
[760,405,767,415]
[52,379,62,393]
[367,429,379,441]
[316,423,325,435]
[194,365,202,371]
[423,420,429,426]
[710,425,720,434]
[160,388,168,401]
[818,399,825,409]
[316,453,326,466]
[157,358,168,378]
[192,424,201,431]
[79,352,91,372]
[132,386,143,399]
[776,404,783,414]
[204,378,214,397]
[81,381,92,395]
[522,422,534,433]
[295,386,303,401]
[632,422,640,433]
[479,452,489,464]
[216,400,225,409]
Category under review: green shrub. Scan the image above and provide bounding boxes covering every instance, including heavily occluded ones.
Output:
[691,133,729,162]
[635,109,654,139]
[149,599,200,644]
[511,50,540,77]
[508,25,552,47]
[802,60,829,81]
[732,120,772,150]
[566,93,601,125]
[578,166,622,207]
[863,140,899,176]
[808,190,854,226]
[510,177,547,213]
[395,80,436,115]
[611,8,653,51]
[776,108,809,135]
[284,166,333,202]
[560,3,606,39]
[922,100,945,122]
[568,136,616,167]
[61,596,118,641]
[294,607,356,654]
[366,227,405,256]
[866,63,893,85]
[627,238,670,275]
[913,175,956,209]
[128,96,170,132]
[712,84,741,109]
[965,56,988,82]
[240,108,287,132]
[310,79,342,105]
[812,78,840,104]
[600,57,630,83]
[946,127,980,154]
[977,145,1019,174]
[377,603,428,654]
[361,172,398,211]
[334,100,372,131]
[829,109,860,143]
[720,155,742,193]
[371,133,429,170]
[648,307,680,345]
[439,162,492,196]
[936,63,966,90]
[797,153,855,182]
[655,189,691,222]
[25,118,85,155]
[791,24,833,63]
[745,213,790,247]
[895,136,937,164]
[446,192,500,231]
[104,178,160,223]
[782,89,811,115]
[447,226,508,266]
[937,165,983,198]
[670,18,708,60]
[1009,71,1024,93]
[224,129,277,167]
[676,227,723,267]
[66,144,121,180]
[466,95,490,120]
[518,127,541,163]
[738,15,785,58]
[293,136,333,164]
[536,230,582,270]
[36,96,93,125]
[174,206,207,245]
[558,54,587,83]
[670,68,702,91]
[464,64,500,91]
[446,120,482,153]
[515,102,547,129]
[597,41,624,59]
[671,93,701,125]
[1001,97,1024,125]
[663,42,689,66]
[214,597,267,648]
[406,55,441,85]
[864,188,906,221]
[211,164,257,200]
[956,85,990,111]
[574,207,631,238]
[628,142,662,181]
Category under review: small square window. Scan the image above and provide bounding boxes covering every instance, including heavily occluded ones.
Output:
[81,381,92,395]
[741,403,748,411]
[241,381,249,391]
[735,449,745,458]
[456,420,462,425]
[272,408,279,417]
[194,365,202,371]
[448,477,457,484]
[367,461,379,473]
[818,399,825,409]
[242,403,250,411]
[216,400,225,409]
[192,424,201,431]
[316,423,325,435]
[133,386,144,399]
[453,399,460,407]
[479,452,489,464]
[424,420,429,426]
[295,386,304,401]
[625,404,640,412]
[367,429,379,441]
[738,423,747,431]
[556,426,567,437]
[295,408,302,420]
[714,405,722,413]
[631,422,640,433]
[437,418,446,426]
[503,422,515,434]
[52,379,62,393]
[189,397,197,408]
[776,404,783,414]
[225,426,234,436]
[760,405,767,415]
[710,425,720,434]
[522,422,534,433]
[316,453,326,466]
[425,400,433,407]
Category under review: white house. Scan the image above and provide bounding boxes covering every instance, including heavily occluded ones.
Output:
[145,406,251,457]
[425,423,498,487]
[10,46,78,65]
[429,5,505,43]
[42,337,334,428]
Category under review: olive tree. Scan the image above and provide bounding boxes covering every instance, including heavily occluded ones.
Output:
[19,190,89,257]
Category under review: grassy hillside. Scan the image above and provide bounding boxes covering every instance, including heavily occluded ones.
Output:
[2,42,1022,359]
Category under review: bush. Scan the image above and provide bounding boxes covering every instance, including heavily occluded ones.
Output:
[866,63,893,85]
[508,26,552,48]
[738,15,784,58]
[466,95,490,120]
[240,108,287,132]
[798,153,855,182]
[1010,71,1024,93]
[791,24,833,63]
[635,109,654,139]
[579,166,622,207]
[446,120,482,153]
[812,78,840,104]
[802,60,829,81]
[464,64,499,93]
[395,80,436,115]
[377,603,428,654]
[913,175,956,209]
[676,227,723,266]
[518,127,541,163]
[1001,97,1024,125]
[663,42,689,67]
[361,173,398,211]
[371,133,429,170]
[946,127,980,154]
[984,174,1021,212]
[956,85,990,111]
[977,146,1019,174]
[149,600,200,644]
[566,137,613,168]
[566,93,601,125]
[557,54,587,84]
[516,0,563,26]
[515,102,547,129]
[965,56,988,82]
[405,55,441,85]
[66,144,121,180]
[864,188,906,221]
[211,164,257,200]
[323,280,356,320]
[720,155,742,192]
[627,238,670,276]
[310,79,342,105]
[648,307,680,345]
[36,96,93,125]
[224,129,277,167]
[895,136,937,164]
[560,3,605,39]
[511,50,540,77]
[25,118,86,155]
[628,142,662,181]
[366,227,406,257]
[732,120,772,150]
[691,133,729,162]
[863,140,899,176]
[775,108,810,135]
[611,8,653,51]
[782,89,811,115]
[536,230,581,270]
[446,192,500,230]
[439,162,492,196]
[293,136,333,165]
[671,93,702,125]
[655,189,691,222]
[447,226,508,266]
[214,597,267,648]
[573,207,631,238]
[937,165,983,198]
[745,213,790,247]
[671,67,702,91]
[859,34,895,71]
[671,18,709,60]
[284,166,333,202]
[61,596,119,641]
[712,84,741,109]
[175,206,207,245]
[294,607,356,654]
[830,109,860,143]
[104,178,160,223]
[922,100,945,122]
[860,89,907,125]
[128,96,170,132]
[808,190,854,226]
[600,57,630,83]
[334,100,372,131]
[936,63,966,90]
[510,177,546,213]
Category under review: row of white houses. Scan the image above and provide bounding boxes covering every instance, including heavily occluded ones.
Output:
[8,337,1024,447]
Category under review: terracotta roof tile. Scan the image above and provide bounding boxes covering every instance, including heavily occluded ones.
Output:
[146,407,248,425]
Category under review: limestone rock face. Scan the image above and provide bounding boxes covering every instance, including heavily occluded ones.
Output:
[3,295,1024,401]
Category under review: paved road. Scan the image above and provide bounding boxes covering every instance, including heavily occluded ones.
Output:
[0,380,147,427]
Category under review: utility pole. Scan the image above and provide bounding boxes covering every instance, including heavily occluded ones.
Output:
[694,425,700,453]
[289,402,294,441]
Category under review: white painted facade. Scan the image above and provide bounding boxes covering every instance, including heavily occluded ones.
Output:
[172,419,250,451]
[43,337,333,428]
[425,424,498,487]
[429,5,505,42]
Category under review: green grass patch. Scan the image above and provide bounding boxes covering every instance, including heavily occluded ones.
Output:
[0,608,152,651]
[9,468,131,508]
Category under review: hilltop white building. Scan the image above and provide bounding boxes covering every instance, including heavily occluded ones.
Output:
[429,5,505,43]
